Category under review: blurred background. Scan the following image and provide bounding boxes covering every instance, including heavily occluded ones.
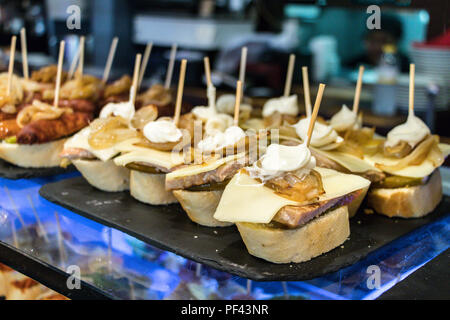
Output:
[0,0,448,135]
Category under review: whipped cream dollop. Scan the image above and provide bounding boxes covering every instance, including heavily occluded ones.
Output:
[385,113,430,148]
[247,142,316,181]
[192,85,218,121]
[100,100,135,123]
[293,117,343,148]
[204,113,234,136]
[143,120,183,143]
[197,125,245,153]
[262,95,299,118]
[329,104,361,131]
[216,94,252,115]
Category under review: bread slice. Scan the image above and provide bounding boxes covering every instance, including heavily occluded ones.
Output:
[0,139,66,168]
[348,186,369,218]
[72,159,130,192]
[236,206,349,264]
[130,170,177,205]
[172,189,233,227]
[368,169,442,218]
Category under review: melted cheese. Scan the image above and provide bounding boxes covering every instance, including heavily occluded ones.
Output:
[113,142,187,171]
[64,127,119,162]
[213,167,370,223]
[312,147,380,173]
[364,143,450,178]
[166,153,246,180]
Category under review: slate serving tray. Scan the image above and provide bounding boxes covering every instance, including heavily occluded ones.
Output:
[0,159,74,180]
[39,177,450,281]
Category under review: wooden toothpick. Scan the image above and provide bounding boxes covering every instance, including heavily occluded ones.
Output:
[138,42,153,90]
[6,36,17,96]
[75,36,85,80]
[284,54,295,97]
[173,59,187,126]
[233,80,242,126]
[203,56,212,88]
[352,65,364,114]
[164,43,177,89]
[409,63,415,116]
[53,41,65,108]
[130,53,142,105]
[302,66,312,118]
[306,83,326,147]
[102,37,119,84]
[238,46,247,99]
[20,28,29,79]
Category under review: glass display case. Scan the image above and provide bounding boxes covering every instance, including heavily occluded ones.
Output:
[1,170,448,300]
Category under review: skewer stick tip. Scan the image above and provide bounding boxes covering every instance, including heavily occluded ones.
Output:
[173,59,187,126]
[233,80,242,126]
[306,83,326,147]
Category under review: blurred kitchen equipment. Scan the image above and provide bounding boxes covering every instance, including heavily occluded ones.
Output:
[309,35,340,82]
[372,44,399,116]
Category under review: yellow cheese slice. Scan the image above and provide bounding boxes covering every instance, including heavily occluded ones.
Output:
[214,167,371,223]
[312,147,380,173]
[364,143,450,178]
[113,145,186,171]
[166,153,246,180]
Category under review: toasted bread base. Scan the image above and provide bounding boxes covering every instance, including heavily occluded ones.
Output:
[0,139,66,168]
[72,159,130,192]
[236,206,349,264]
[172,189,233,227]
[130,170,177,205]
[348,186,369,218]
[368,170,442,218]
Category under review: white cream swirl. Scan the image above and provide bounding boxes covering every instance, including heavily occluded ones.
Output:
[192,85,218,121]
[216,94,252,115]
[247,142,316,181]
[385,113,430,148]
[143,120,183,143]
[329,104,361,131]
[197,125,245,153]
[293,117,343,148]
[100,100,135,123]
[262,95,298,118]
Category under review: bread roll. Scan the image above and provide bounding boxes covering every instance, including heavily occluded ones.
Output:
[129,170,177,205]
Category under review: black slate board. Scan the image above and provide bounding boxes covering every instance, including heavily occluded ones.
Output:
[39,177,450,281]
[0,158,74,180]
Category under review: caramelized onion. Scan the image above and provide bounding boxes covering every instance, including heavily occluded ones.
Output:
[383,140,412,158]
[104,75,132,98]
[88,116,138,150]
[16,100,73,128]
[376,135,441,171]
[131,104,158,130]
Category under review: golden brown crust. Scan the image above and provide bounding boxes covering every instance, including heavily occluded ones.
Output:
[130,170,177,205]
[368,170,442,218]
[173,189,233,227]
[236,206,350,264]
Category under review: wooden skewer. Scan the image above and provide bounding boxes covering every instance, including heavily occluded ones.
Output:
[203,56,212,88]
[284,54,295,97]
[130,54,142,105]
[4,186,26,229]
[238,46,247,98]
[302,66,312,118]
[138,42,153,90]
[164,43,177,89]
[306,83,326,147]
[102,37,119,84]
[107,228,112,273]
[173,59,187,126]
[11,219,18,248]
[409,63,415,116]
[233,80,242,126]
[68,46,80,80]
[53,41,65,108]
[6,36,17,96]
[352,65,365,114]
[76,36,85,80]
[20,28,29,79]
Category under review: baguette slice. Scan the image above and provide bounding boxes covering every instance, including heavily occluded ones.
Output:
[236,206,349,264]
[368,169,442,218]
[173,189,233,227]
[0,139,66,168]
[130,170,177,205]
[72,159,130,192]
